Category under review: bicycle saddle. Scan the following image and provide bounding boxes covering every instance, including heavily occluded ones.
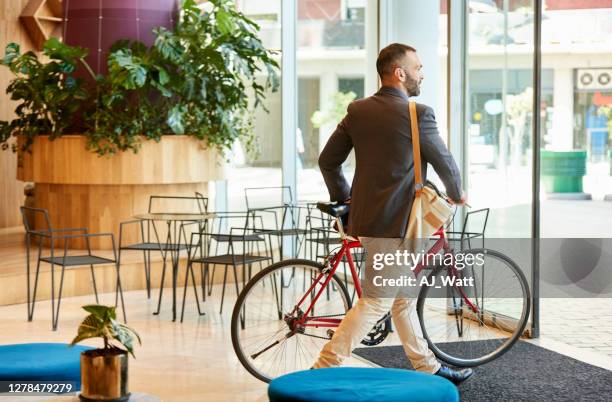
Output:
[316,201,350,217]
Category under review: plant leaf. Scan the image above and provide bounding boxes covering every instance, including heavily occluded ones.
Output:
[216,8,234,35]
[2,43,20,65]
[167,104,186,134]
[83,304,117,321]
[43,37,88,60]
[70,314,103,346]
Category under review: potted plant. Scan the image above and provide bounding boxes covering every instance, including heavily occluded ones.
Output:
[0,0,279,248]
[71,305,141,402]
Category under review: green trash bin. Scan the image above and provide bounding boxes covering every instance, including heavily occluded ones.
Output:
[541,150,587,193]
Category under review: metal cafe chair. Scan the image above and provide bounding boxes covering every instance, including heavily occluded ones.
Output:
[20,206,126,330]
[244,186,309,261]
[304,204,365,301]
[116,195,209,310]
[445,208,490,251]
[181,214,273,318]
[200,213,272,311]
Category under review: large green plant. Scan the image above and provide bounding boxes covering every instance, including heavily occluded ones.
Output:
[0,38,91,151]
[0,0,279,156]
[71,305,141,357]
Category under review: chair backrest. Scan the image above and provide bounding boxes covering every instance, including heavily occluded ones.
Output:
[456,208,490,250]
[147,196,203,214]
[461,208,490,237]
[244,186,293,210]
[195,192,209,213]
[211,213,264,234]
[20,206,52,234]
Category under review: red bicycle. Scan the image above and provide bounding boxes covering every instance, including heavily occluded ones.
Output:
[231,202,530,383]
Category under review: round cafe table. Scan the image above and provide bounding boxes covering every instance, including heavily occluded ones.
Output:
[133,212,216,321]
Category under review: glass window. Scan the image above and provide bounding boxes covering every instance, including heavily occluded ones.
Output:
[296,0,368,203]
[228,1,282,211]
[465,0,535,238]
[338,77,365,99]
[540,1,612,235]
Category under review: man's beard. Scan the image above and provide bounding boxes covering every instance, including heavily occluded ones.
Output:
[404,77,421,97]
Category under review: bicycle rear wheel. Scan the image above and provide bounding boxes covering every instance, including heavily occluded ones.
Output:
[231,259,351,383]
[417,248,530,367]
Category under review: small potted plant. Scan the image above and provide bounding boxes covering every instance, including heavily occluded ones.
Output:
[71,305,141,402]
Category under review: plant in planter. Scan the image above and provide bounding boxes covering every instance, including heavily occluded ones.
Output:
[71,305,141,402]
[0,0,279,156]
[0,37,91,152]
[0,0,279,247]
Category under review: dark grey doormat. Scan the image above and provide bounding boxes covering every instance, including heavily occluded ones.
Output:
[353,341,612,401]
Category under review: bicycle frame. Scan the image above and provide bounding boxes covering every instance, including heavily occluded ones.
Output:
[290,224,479,330]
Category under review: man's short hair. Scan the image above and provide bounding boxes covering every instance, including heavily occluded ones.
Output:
[376,43,417,78]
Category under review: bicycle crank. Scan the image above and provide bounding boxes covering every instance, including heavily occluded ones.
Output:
[360,314,392,346]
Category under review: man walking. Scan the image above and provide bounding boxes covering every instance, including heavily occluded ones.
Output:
[313,43,472,384]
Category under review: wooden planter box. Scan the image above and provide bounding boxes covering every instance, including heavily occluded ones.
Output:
[17,135,224,249]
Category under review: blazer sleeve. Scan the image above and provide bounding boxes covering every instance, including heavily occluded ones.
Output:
[418,105,463,202]
[318,104,354,203]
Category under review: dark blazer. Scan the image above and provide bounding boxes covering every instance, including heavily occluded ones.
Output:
[318,86,462,238]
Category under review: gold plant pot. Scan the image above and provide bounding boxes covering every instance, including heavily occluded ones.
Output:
[79,349,130,402]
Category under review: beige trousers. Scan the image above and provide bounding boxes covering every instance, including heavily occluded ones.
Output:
[313,237,440,373]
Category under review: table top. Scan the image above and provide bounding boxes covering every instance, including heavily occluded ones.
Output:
[133,212,216,221]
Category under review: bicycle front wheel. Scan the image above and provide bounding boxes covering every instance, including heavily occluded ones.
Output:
[231,259,351,383]
[417,248,531,367]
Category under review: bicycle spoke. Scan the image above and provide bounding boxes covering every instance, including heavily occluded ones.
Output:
[232,261,351,382]
[418,248,530,366]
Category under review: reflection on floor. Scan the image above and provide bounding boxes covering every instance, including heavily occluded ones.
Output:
[0,285,611,401]
[0,285,371,402]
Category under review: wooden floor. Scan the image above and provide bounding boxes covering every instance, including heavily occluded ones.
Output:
[0,286,611,402]
[0,285,372,402]
[1,228,612,401]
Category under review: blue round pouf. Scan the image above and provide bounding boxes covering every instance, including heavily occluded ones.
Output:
[0,343,94,389]
[269,367,459,402]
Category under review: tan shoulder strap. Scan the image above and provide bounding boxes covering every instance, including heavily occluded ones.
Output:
[408,101,422,192]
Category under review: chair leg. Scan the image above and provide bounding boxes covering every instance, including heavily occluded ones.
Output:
[52,266,66,331]
[207,264,215,296]
[115,262,127,323]
[29,251,43,321]
[144,250,151,299]
[180,262,191,323]
[191,264,204,316]
[202,265,209,302]
[50,263,56,330]
[220,266,228,314]
[232,265,240,298]
[154,258,168,315]
[115,249,122,307]
[200,264,208,301]
[25,234,31,321]
[89,264,99,304]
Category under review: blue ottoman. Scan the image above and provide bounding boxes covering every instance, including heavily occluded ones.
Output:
[269,367,459,402]
[0,343,93,389]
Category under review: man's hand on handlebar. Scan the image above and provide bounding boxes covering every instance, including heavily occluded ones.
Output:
[449,192,469,207]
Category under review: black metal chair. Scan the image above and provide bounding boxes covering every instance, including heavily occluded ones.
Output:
[303,203,365,301]
[116,195,208,305]
[180,217,273,319]
[20,206,126,330]
[245,186,309,261]
[446,208,490,251]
